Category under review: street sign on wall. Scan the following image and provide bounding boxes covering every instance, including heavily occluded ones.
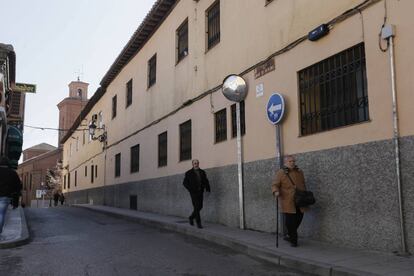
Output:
[266,93,285,125]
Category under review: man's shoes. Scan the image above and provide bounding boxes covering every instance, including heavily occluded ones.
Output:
[197,223,203,229]
[189,217,194,226]
[283,235,291,242]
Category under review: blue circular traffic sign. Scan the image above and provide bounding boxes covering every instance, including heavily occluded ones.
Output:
[266,93,285,125]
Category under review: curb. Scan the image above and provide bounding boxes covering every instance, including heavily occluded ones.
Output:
[0,207,30,249]
[75,205,379,276]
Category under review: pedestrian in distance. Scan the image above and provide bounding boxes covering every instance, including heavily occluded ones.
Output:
[53,191,60,207]
[59,192,65,206]
[183,159,211,229]
[0,156,22,236]
[272,155,307,247]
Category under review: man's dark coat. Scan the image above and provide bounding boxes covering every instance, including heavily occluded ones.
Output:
[183,168,211,195]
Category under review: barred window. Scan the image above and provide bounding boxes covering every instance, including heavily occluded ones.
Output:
[126,79,133,108]
[177,19,188,63]
[112,95,117,119]
[179,120,192,161]
[148,54,157,88]
[158,131,168,167]
[130,144,140,173]
[207,1,220,50]
[115,153,121,177]
[215,108,227,143]
[299,43,369,135]
[231,101,246,138]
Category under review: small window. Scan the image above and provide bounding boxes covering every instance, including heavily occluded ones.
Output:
[95,165,98,178]
[158,131,168,167]
[83,130,85,145]
[75,171,77,187]
[84,166,87,177]
[112,95,117,119]
[179,120,192,161]
[91,165,94,183]
[231,101,246,138]
[206,1,220,50]
[130,144,140,173]
[64,175,66,189]
[77,88,82,98]
[215,108,227,143]
[176,19,188,63]
[68,172,71,189]
[148,54,157,88]
[126,79,133,108]
[115,153,121,177]
[298,43,369,135]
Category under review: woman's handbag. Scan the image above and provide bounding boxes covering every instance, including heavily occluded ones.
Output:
[286,172,316,208]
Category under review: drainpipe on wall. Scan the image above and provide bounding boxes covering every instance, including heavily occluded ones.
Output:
[382,24,409,256]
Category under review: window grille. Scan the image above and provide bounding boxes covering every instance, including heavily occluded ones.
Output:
[115,153,121,177]
[207,1,220,50]
[148,54,157,88]
[231,101,246,138]
[158,132,168,167]
[215,108,227,143]
[130,144,140,173]
[298,43,369,135]
[179,120,192,161]
[177,20,188,62]
[126,79,133,107]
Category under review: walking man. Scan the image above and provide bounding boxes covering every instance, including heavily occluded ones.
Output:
[183,159,210,229]
[272,155,307,247]
[0,156,22,236]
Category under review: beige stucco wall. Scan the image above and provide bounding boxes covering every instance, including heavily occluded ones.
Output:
[62,0,414,193]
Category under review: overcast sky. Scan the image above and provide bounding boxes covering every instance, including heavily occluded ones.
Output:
[0,0,155,150]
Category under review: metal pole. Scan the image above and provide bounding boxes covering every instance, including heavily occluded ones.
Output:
[275,125,283,247]
[389,36,408,255]
[236,102,245,229]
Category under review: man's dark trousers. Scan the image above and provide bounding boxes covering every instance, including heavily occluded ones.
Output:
[189,193,203,225]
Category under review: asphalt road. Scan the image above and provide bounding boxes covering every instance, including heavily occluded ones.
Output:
[0,207,310,276]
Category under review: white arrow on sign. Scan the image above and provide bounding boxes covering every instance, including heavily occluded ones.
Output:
[268,103,282,118]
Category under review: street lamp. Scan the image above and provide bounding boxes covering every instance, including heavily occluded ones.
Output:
[88,121,107,143]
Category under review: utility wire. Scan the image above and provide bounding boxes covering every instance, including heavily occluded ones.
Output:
[24,125,89,131]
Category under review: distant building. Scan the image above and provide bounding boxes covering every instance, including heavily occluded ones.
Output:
[17,144,61,205]
[17,80,89,204]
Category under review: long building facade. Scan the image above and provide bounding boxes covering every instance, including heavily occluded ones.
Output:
[61,0,414,253]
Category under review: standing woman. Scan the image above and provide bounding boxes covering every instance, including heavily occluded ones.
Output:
[0,156,22,236]
[272,155,307,247]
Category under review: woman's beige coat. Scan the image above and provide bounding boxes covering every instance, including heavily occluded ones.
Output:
[271,167,307,214]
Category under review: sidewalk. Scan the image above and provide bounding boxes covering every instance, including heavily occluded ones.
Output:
[0,207,30,249]
[76,204,413,276]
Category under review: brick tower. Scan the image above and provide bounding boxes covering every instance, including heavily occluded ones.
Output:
[57,80,89,147]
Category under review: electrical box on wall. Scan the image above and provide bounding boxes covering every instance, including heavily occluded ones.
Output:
[308,24,330,41]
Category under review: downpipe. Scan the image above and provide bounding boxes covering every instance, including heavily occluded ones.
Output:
[385,26,409,256]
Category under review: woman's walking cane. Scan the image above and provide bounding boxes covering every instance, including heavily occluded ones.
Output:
[276,196,279,247]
